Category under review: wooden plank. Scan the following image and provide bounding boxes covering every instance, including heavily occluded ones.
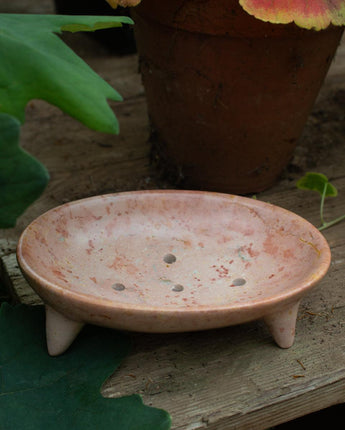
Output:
[0,239,18,302]
[1,253,41,305]
[102,304,345,430]
[0,0,54,14]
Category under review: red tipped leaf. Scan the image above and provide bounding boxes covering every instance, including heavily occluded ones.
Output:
[240,0,345,29]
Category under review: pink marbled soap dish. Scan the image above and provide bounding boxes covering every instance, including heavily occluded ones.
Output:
[17,190,331,355]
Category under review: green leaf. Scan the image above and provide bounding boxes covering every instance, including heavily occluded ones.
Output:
[0,303,172,430]
[296,172,338,197]
[0,14,134,134]
[0,113,49,228]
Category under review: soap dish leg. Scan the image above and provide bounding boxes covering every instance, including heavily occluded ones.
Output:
[45,305,84,356]
[263,300,301,348]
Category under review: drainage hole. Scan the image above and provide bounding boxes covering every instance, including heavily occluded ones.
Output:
[172,284,184,292]
[164,253,176,264]
[231,278,246,287]
[112,283,125,291]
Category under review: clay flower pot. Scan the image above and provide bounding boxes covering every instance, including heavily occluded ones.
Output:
[126,0,344,194]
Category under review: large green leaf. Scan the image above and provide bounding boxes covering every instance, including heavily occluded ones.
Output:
[0,14,133,133]
[0,303,172,430]
[0,113,49,228]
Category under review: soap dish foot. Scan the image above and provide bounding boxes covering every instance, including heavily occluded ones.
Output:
[45,305,84,356]
[263,300,301,348]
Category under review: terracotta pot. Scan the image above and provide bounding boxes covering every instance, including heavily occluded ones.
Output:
[132,0,343,194]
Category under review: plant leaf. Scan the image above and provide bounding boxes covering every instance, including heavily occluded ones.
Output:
[0,113,49,228]
[296,172,338,197]
[239,0,345,30]
[0,14,133,133]
[0,303,172,430]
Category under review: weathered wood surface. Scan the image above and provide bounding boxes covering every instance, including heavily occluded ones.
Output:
[1,2,345,428]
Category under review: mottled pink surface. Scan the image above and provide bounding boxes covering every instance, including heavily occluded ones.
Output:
[17,190,331,355]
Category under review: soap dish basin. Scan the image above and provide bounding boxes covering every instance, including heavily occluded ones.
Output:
[17,190,331,355]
